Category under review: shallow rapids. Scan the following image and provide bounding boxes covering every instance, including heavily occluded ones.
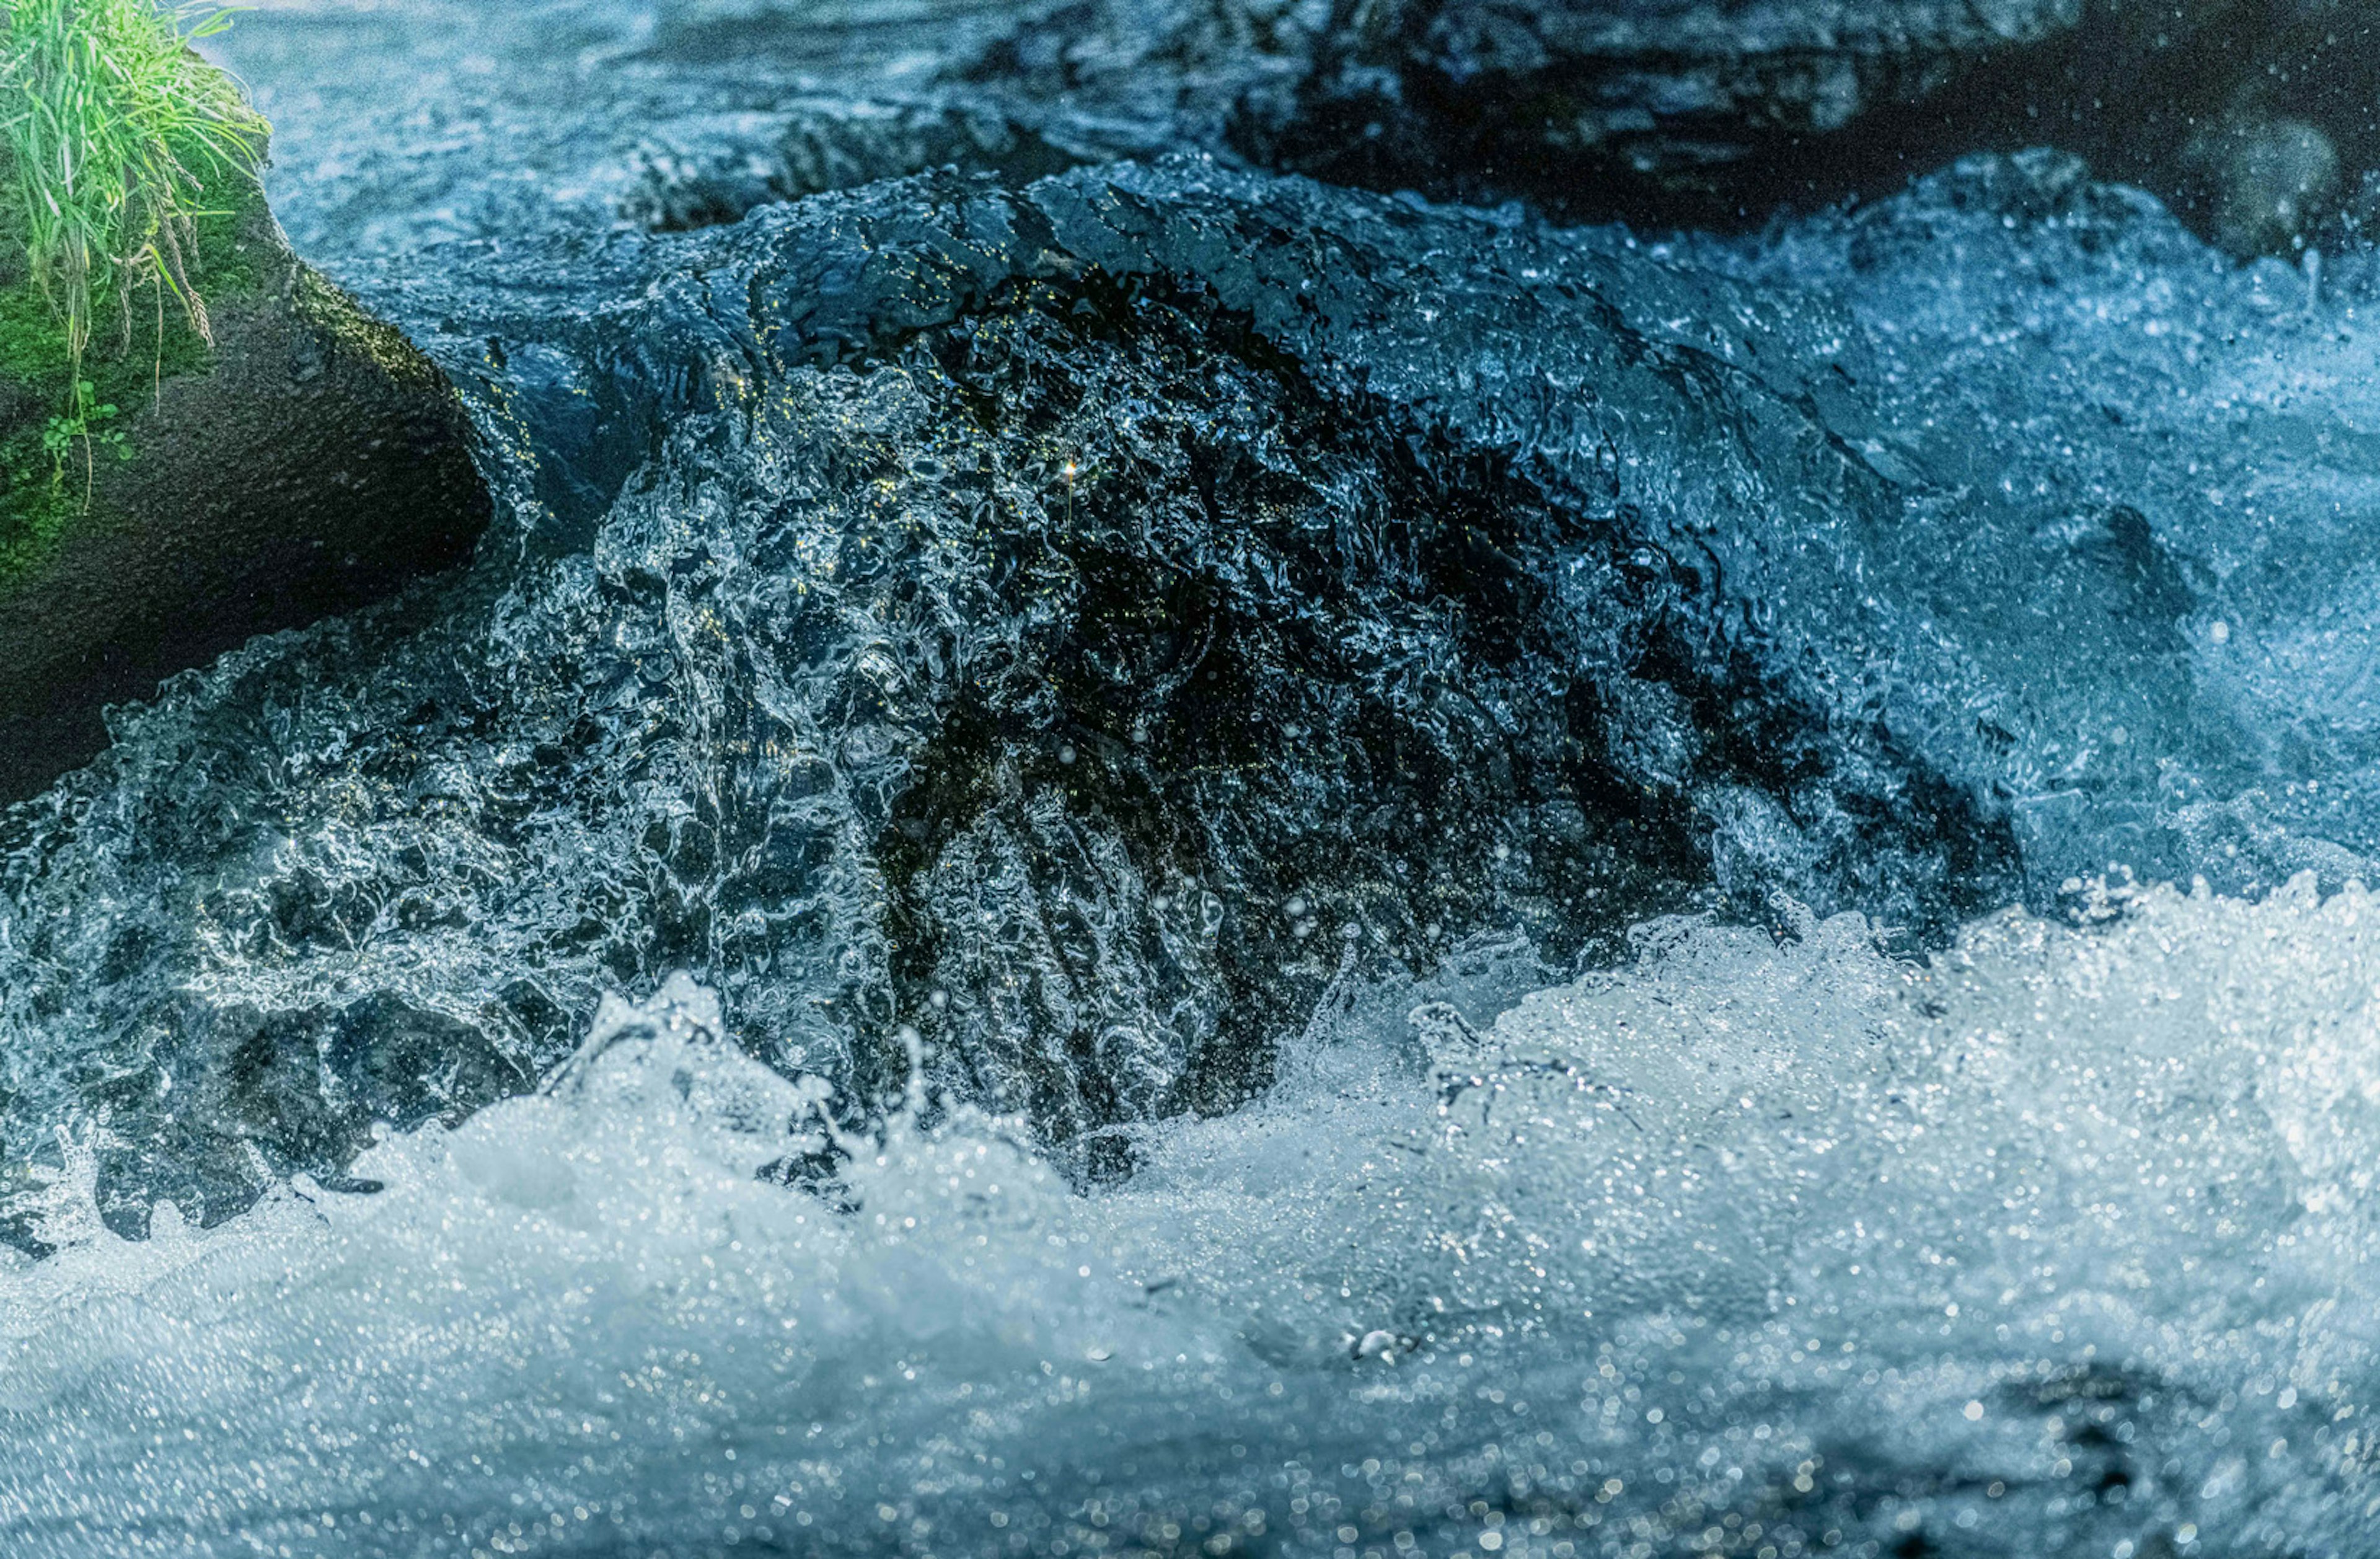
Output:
[9,881,2380,1557]
[7,6,2380,1557]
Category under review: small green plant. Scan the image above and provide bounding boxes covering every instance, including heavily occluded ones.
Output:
[0,1,264,382]
[42,376,126,487]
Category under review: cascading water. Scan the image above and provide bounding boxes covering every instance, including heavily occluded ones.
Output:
[6,3,2380,1556]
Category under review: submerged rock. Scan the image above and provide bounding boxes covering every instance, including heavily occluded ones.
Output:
[0,146,488,804]
[1,159,2017,1240]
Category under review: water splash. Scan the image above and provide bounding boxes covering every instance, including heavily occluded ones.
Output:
[12,883,2380,1554]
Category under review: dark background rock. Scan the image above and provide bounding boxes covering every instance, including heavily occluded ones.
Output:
[619,0,2380,257]
[1230,0,2380,254]
[197,0,2379,258]
[0,198,490,803]
[200,0,2380,260]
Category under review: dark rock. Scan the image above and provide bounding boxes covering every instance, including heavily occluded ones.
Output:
[0,183,490,803]
[1238,0,2074,214]
[1232,0,2380,253]
[1,160,2021,1234]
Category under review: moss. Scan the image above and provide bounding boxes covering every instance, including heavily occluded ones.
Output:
[291,266,441,389]
[0,126,271,586]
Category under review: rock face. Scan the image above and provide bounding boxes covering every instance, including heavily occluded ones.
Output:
[0,175,489,803]
[1243,0,2074,210]
[1233,0,2380,252]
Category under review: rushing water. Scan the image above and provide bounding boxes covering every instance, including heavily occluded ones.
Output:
[19,888,2380,1558]
[6,3,2380,1556]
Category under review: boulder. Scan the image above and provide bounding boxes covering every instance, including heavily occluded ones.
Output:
[0,144,488,803]
[0,161,2024,1235]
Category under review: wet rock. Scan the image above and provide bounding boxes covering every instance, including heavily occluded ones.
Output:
[1,161,2017,1234]
[30,135,2378,1237]
[1232,0,2380,254]
[19,139,2380,1243]
[863,274,1700,1138]
[0,163,488,804]
[1232,0,2074,221]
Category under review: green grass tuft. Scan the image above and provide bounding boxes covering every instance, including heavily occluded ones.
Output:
[0,2,270,575]
[1,1,266,382]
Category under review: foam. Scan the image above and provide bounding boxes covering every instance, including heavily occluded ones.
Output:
[13,886,2380,1555]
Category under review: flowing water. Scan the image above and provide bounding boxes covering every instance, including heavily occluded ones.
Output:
[7,4,2380,1556]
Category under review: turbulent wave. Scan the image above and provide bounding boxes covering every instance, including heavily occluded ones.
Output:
[11,881,2380,1556]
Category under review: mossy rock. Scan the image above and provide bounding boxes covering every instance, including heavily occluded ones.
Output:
[0,148,488,803]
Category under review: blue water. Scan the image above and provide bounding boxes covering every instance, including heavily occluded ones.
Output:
[7,6,2380,1557]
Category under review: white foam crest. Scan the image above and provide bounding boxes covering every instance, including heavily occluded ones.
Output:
[15,890,2380,1554]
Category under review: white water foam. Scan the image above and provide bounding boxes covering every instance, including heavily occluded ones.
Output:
[11,883,2380,1556]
